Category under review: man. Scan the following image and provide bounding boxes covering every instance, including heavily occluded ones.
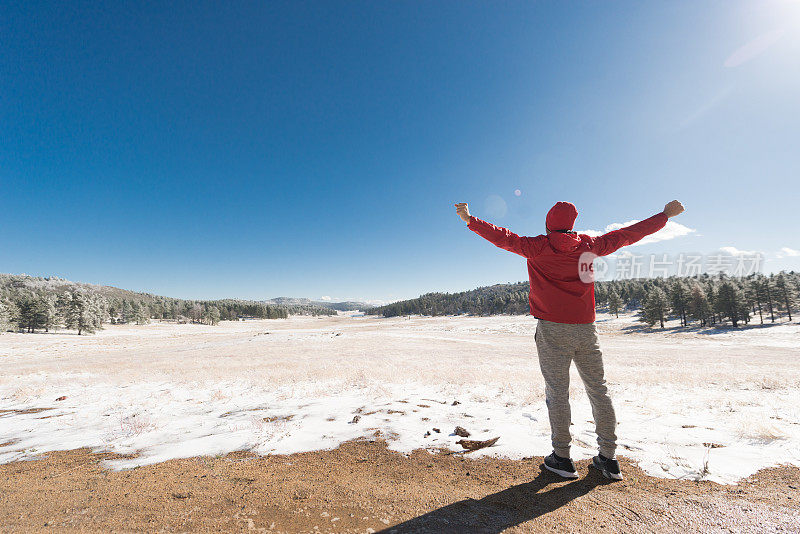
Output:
[454,199,685,480]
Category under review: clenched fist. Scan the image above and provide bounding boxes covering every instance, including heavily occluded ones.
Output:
[662,200,685,218]
[454,202,471,223]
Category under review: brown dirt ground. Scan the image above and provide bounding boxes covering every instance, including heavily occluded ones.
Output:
[1,439,798,533]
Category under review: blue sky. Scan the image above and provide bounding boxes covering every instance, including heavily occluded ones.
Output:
[2,1,799,303]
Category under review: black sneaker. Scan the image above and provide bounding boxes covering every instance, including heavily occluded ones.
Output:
[592,454,623,480]
[543,452,578,479]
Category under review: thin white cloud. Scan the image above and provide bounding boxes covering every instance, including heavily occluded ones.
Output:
[719,246,759,256]
[776,247,800,258]
[319,296,387,306]
[579,220,695,246]
[724,29,785,68]
[604,250,636,260]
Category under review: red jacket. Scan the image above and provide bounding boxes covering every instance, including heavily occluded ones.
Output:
[467,212,668,323]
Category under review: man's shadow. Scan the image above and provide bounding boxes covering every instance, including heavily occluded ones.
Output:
[377,465,611,534]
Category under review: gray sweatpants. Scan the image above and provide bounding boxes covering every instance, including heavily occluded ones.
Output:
[535,319,617,459]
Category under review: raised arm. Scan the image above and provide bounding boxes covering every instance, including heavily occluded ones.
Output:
[455,202,539,258]
[591,200,685,257]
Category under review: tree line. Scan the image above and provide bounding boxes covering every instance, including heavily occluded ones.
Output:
[366,272,798,328]
[366,282,532,318]
[596,272,796,328]
[0,274,337,335]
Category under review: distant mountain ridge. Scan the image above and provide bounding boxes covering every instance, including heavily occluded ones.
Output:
[266,297,367,311]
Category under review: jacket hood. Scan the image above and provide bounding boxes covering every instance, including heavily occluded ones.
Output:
[546,201,578,232]
[547,231,584,253]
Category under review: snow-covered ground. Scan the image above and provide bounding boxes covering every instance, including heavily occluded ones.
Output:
[1,313,798,484]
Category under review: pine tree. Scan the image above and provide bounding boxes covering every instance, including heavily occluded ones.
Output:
[595,284,607,308]
[764,276,776,323]
[670,280,690,326]
[64,291,99,335]
[121,300,134,324]
[715,281,748,327]
[607,289,622,318]
[94,296,108,329]
[749,276,765,325]
[190,303,203,323]
[0,300,13,332]
[774,273,794,321]
[705,284,717,325]
[132,301,149,325]
[40,295,59,332]
[688,283,711,326]
[14,295,47,332]
[642,287,669,328]
[107,301,119,324]
[203,306,221,325]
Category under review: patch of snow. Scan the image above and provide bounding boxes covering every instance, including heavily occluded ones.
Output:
[1,314,798,483]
